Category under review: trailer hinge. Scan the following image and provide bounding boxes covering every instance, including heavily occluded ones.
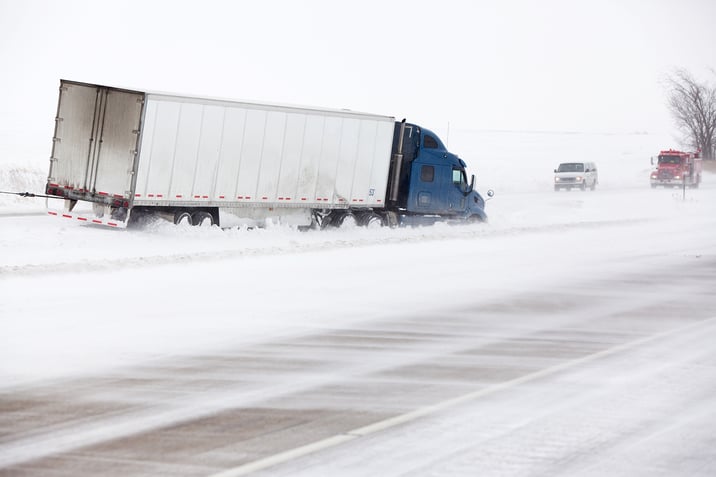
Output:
[132,129,140,135]
[52,137,61,143]
[55,117,63,123]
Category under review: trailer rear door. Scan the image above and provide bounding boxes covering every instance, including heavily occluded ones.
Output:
[49,80,144,201]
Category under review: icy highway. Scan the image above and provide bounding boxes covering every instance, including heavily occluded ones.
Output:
[2,184,716,476]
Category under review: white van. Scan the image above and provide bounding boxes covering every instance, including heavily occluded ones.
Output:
[554,162,598,191]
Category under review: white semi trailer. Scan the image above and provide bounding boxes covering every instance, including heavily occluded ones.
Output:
[46,80,489,228]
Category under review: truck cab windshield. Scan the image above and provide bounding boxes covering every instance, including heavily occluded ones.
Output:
[452,167,469,192]
[658,155,681,164]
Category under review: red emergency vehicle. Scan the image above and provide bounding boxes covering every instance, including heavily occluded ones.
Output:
[650,149,702,188]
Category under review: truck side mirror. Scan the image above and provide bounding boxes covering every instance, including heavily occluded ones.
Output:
[468,174,475,193]
[650,157,655,165]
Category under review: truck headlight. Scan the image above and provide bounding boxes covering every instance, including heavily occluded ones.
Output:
[575,176,583,182]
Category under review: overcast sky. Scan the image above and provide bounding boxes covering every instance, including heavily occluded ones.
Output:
[1,0,715,165]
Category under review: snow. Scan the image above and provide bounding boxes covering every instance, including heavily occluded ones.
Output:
[1,129,713,383]
[1,130,716,474]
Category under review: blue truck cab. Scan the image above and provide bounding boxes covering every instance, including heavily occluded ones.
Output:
[387,121,488,224]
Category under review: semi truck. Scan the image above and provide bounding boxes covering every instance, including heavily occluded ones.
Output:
[650,149,702,188]
[46,80,491,229]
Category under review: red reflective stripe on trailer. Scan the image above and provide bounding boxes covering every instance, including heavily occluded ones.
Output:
[176,195,183,198]
[202,195,208,199]
[92,219,102,224]
[62,214,72,218]
[219,195,225,199]
[262,197,268,200]
[113,194,123,199]
[77,217,88,221]
[98,191,108,196]
[148,194,154,198]
[301,198,307,201]
[135,194,141,197]
[245,196,251,199]
[194,195,200,198]
[237,196,244,199]
[48,211,58,216]
[157,194,163,198]
[108,222,118,227]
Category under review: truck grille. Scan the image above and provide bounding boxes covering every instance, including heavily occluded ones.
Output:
[658,170,674,180]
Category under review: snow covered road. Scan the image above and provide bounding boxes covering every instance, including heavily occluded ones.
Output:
[2,179,716,476]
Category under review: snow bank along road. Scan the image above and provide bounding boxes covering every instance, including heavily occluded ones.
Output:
[1,184,716,476]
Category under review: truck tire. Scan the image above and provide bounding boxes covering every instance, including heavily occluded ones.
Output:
[384,211,399,228]
[174,211,193,226]
[321,211,356,228]
[359,212,384,228]
[192,211,215,227]
[336,213,359,228]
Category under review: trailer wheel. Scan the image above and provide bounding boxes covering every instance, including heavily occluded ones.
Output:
[174,211,193,226]
[192,211,215,227]
[337,213,359,228]
[360,212,384,228]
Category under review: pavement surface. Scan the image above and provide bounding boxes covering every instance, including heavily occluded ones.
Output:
[2,257,716,476]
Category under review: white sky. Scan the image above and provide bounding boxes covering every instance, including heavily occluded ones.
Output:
[0,0,715,166]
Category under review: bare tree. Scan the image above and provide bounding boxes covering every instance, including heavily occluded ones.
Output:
[665,69,716,160]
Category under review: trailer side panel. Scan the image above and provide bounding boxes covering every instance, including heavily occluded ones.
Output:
[133,94,394,209]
